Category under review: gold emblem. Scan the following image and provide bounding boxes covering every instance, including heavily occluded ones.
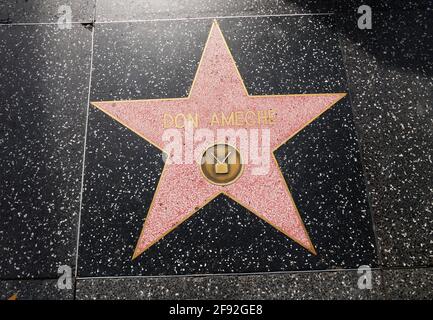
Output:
[200,144,243,186]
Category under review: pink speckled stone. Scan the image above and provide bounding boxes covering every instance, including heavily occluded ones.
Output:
[93,21,345,258]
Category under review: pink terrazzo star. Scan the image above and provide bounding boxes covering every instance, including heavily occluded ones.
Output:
[92,21,346,259]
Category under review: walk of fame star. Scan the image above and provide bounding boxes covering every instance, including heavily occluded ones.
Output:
[92,21,346,260]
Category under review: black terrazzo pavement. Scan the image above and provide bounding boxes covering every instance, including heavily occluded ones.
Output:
[76,270,383,300]
[0,24,92,279]
[0,279,73,300]
[95,0,335,22]
[76,268,433,300]
[339,2,433,268]
[1,0,95,24]
[78,16,376,277]
[0,0,431,300]
[383,268,433,300]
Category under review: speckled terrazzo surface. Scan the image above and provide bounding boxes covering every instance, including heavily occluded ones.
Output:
[0,0,95,23]
[78,16,376,277]
[0,0,431,300]
[0,279,73,300]
[95,0,335,22]
[0,24,92,279]
[338,2,433,268]
[76,270,384,300]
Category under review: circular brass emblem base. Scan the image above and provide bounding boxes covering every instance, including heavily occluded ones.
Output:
[200,144,244,186]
